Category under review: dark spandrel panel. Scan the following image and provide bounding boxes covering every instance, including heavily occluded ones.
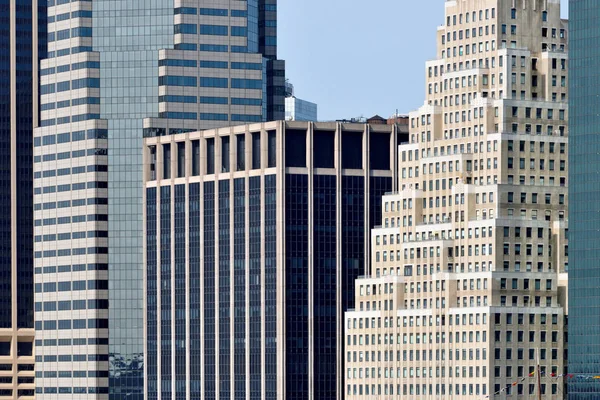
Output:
[189,183,201,399]
[175,184,186,400]
[313,130,335,169]
[265,175,277,399]
[0,0,11,330]
[249,176,262,399]
[569,0,600,396]
[313,175,337,400]
[204,181,216,400]
[342,130,363,169]
[369,177,393,230]
[160,186,172,399]
[146,188,158,400]
[16,0,39,330]
[233,178,246,400]
[369,131,391,170]
[285,129,307,168]
[218,180,231,398]
[341,176,365,363]
[285,174,309,399]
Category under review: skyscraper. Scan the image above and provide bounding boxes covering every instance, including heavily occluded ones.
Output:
[33,1,284,398]
[285,81,318,122]
[345,0,569,398]
[0,0,46,398]
[568,0,600,397]
[143,120,406,400]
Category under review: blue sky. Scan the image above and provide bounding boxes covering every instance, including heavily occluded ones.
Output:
[278,1,569,121]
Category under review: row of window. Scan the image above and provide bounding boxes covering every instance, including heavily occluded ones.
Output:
[173,43,249,53]
[35,182,107,197]
[494,330,560,344]
[34,319,108,331]
[35,149,107,166]
[174,23,247,37]
[36,370,108,378]
[157,112,262,123]
[34,247,108,259]
[47,9,92,23]
[158,95,262,106]
[348,382,491,397]
[34,165,107,180]
[35,230,108,243]
[41,77,99,94]
[35,129,108,147]
[41,60,100,76]
[36,387,109,394]
[34,263,108,274]
[40,113,101,127]
[174,7,248,17]
[41,96,100,111]
[35,280,108,294]
[158,75,262,89]
[506,191,565,205]
[508,139,566,153]
[47,27,92,42]
[159,59,262,71]
[34,337,108,347]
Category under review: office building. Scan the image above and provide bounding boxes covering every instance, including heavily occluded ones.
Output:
[0,0,46,398]
[568,0,600,397]
[284,81,317,121]
[33,1,284,398]
[345,0,569,398]
[143,120,407,400]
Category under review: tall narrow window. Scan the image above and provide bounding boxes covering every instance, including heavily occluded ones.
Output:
[163,144,171,179]
[236,134,245,171]
[221,136,230,173]
[206,138,215,174]
[252,132,261,169]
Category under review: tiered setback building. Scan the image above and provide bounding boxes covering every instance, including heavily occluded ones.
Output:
[345,0,569,398]
[33,1,283,399]
[142,121,406,400]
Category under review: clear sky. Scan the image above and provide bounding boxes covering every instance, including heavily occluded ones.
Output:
[278,1,569,121]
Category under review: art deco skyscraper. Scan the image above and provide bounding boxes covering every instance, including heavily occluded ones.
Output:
[345,0,569,398]
[33,1,284,398]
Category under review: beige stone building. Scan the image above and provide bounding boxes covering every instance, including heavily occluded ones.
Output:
[344,0,569,398]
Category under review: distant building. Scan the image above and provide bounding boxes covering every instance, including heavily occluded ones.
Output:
[285,81,318,121]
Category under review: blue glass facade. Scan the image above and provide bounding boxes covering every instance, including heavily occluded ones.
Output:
[265,175,277,400]
[189,183,201,399]
[285,174,309,399]
[203,181,216,400]
[159,186,172,400]
[313,175,337,400]
[218,180,231,399]
[249,176,262,398]
[569,1,600,396]
[233,178,246,400]
[0,0,46,330]
[143,123,401,400]
[146,187,157,400]
[174,185,186,400]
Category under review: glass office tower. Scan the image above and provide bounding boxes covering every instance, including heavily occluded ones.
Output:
[33,1,284,399]
[143,121,407,400]
[569,1,600,397]
[0,0,46,398]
